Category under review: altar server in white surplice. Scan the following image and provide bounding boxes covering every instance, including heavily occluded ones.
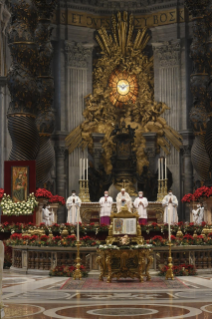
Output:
[99,191,113,225]
[133,191,149,225]
[66,190,82,224]
[162,189,178,224]
[192,203,204,225]
[42,205,54,226]
[116,188,132,213]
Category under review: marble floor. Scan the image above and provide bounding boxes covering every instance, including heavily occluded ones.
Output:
[3,270,212,318]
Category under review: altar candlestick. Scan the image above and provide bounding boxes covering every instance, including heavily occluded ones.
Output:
[165,158,167,179]
[77,208,80,241]
[162,158,164,180]
[158,158,160,180]
[168,208,171,241]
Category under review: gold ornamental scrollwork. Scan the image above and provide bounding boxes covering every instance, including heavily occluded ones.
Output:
[96,247,153,283]
[66,11,182,176]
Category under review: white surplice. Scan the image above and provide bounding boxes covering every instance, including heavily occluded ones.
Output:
[116,192,132,213]
[162,194,178,224]
[42,206,53,226]
[192,207,204,225]
[66,195,82,224]
[99,196,113,217]
[133,196,148,218]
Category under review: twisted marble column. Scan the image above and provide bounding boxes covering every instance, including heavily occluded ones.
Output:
[6,0,40,160]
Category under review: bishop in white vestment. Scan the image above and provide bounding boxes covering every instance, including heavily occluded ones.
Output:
[192,203,204,225]
[133,191,148,224]
[99,191,113,225]
[162,189,178,224]
[66,191,82,224]
[116,188,132,213]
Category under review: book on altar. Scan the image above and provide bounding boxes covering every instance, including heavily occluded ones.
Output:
[113,218,137,235]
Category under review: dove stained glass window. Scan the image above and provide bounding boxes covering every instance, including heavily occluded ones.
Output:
[109,69,138,108]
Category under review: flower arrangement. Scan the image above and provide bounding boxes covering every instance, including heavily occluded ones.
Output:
[7,233,97,247]
[149,235,166,246]
[159,264,196,276]
[48,195,65,206]
[35,188,53,199]
[181,193,195,203]
[181,234,194,245]
[49,264,88,277]
[0,193,38,216]
[0,189,4,201]
[182,186,212,203]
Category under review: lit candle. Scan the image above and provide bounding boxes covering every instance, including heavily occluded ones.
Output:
[168,208,171,241]
[162,157,164,180]
[158,158,160,180]
[165,158,167,179]
[77,208,80,241]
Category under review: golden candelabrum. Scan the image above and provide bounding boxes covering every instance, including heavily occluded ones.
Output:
[165,241,174,280]
[73,241,82,280]
[79,179,90,202]
[157,178,167,202]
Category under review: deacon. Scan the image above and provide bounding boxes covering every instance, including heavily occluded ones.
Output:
[162,189,178,224]
[192,203,204,225]
[116,188,132,213]
[66,190,82,224]
[99,191,113,225]
[133,191,148,225]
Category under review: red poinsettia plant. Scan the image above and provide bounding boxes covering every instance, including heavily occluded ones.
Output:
[35,188,53,199]
[48,195,65,206]
[181,193,196,203]
[0,189,4,201]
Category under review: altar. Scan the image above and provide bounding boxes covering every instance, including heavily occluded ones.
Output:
[96,206,153,282]
[80,201,164,224]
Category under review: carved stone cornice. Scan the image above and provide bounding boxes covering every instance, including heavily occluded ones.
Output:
[153,40,181,67]
[59,0,185,14]
[65,41,92,68]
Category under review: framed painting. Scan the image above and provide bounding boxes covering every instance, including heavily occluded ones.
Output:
[11,166,29,202]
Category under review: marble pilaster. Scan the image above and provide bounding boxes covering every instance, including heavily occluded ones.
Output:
[65,41,93,195]
[152,40,181,205]
[181,130,194,222]
[53,132,67,223]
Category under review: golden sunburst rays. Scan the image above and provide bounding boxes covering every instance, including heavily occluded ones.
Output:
[109,69,138,108]
[95,11,150,56]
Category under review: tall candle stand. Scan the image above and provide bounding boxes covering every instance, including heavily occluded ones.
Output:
[165,241,174,280]
[73,241,82,280]
[157,178,168,202]
[78,179,90,202]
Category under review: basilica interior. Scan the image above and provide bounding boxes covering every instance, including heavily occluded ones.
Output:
[1,0,212,318]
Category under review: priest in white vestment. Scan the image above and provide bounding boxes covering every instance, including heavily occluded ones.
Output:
[133,191,148,224]
[192,203,204,225]
[42,205,54,226]
[162,189,178,224]
[99,191,113,225]
[116,188,132,213]
[66,190,82,224]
